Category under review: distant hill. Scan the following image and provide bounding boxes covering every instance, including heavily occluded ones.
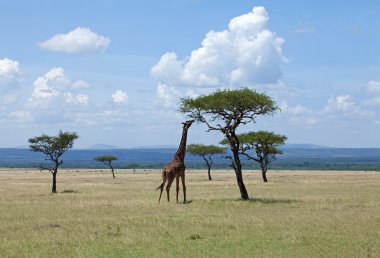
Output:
[1,147,380,170]
[87,144,178,150]
[132,145,177,149]
[282,143,331,149]
[87,144,122,150]
[85,143,331,150]
[10,145,29,149]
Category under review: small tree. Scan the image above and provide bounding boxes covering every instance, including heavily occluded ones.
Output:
[95,155,118,178]
[187,144,226,180]
[28,130,78,193]
[221,131,287,182]
[180,87,278,200]
[127,163,139,173]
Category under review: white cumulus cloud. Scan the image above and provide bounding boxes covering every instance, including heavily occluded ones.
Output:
[151,6,287,88]
[64,93,89,106]
[9,110,32,122]
[365,81,380,94]
[325,95,355,112]
[324,94,373,119]
[294,22,316,34]
[364,97,380,106]
[72,80,91,89]
[39,27,110,54]
[5,67,94,125]
[29,67,68,102]
[279,100,311,114]
[157,83,181,107]
[362,81,380,108]
[288,104,311,114]
[112,90,128,104]
[28,67,91,110]
[0,58,21,78]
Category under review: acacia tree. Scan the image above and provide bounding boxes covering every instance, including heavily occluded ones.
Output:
[29,131,78,193]
[187,144,226,180]
[221,131,287,183]
[180,88,278,200]
[127,163,139,173]
[95,155,118,178]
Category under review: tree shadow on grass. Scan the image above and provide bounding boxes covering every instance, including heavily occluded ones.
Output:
[61,189,80,194]
[211,197,297,205]
[249,197,297,204]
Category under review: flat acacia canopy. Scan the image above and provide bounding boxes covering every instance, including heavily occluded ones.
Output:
[179,87,278,130]
[220,131,287,153]
[29,131,79,159]
[95,155,118,162]
[238,131,287,153]
[187,144,226,156]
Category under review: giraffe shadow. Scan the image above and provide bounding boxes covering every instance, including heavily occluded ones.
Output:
[177,200,192,205]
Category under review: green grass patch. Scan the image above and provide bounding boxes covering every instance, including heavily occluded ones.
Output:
[0,169,379,257]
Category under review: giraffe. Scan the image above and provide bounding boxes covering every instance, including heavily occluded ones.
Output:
[156,120,194,204]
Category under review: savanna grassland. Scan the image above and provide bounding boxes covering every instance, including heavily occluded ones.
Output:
[0,169,379,258]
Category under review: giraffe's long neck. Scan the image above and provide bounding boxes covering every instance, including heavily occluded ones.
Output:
[174,126,189,161]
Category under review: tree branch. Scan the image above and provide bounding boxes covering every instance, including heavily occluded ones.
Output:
[40,167,54,174]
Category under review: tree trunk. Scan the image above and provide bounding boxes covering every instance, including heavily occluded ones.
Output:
[207,166,212,181]
[231,148,249,200]
[202,155,212,181]
[261,163,268,182]
[52,171,57,193]
[262,168,268,182]
[111,167,115,179]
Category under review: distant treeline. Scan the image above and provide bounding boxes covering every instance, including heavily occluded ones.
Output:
[1,148,380,171]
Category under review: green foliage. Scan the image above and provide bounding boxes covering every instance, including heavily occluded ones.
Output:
[180,88,278,198]
[187,144,226,180]
[127,163,139,169]
[239,131,287,159]
[179,87,278,130]
[28,130,79,164]
[239,131,287,150]
[95,155,118,163]
[28,130,78,192]
[220,131,287,157]
[187,144,226,156]
[222,131,286,182]
[95,155,118,178]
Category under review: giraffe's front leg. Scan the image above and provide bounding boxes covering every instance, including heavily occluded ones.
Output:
[181,173,186,204]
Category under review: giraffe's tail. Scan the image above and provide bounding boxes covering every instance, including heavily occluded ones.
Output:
[155,169,166,191]
[155,183,164,191]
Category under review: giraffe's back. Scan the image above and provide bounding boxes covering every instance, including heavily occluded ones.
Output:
[164,159,185,174]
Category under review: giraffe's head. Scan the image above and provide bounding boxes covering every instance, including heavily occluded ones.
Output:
[182,119,194,129]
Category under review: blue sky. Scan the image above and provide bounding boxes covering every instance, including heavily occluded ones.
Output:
[0,0,379,148]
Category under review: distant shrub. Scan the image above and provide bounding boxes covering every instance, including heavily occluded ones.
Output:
[187,234,202,240]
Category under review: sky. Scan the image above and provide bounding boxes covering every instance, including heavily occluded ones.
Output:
[0,0,379,148]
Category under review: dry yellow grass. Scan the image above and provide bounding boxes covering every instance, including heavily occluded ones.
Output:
[0,168,379,257]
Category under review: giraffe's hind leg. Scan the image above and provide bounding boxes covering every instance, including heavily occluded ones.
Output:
[166,175,175,202]
[158,173,168,203]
